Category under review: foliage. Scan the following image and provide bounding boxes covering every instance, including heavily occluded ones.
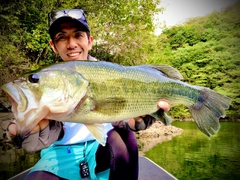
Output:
[0,0,54,85]
[149,2,240,119]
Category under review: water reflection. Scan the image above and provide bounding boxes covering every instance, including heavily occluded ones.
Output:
[0,142,39,180]
[145,122,240,180]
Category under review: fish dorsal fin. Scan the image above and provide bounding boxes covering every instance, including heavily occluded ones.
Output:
[141,64,184,80]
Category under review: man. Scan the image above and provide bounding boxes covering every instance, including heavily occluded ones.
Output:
[7,9,170,180]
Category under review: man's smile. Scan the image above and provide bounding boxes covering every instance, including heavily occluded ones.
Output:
[67,52,82,57]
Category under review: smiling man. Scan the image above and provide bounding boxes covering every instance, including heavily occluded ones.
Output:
[7,9,170,180]
[49,17,93,61]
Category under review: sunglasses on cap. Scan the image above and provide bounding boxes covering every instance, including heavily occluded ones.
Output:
[48,9,89,31]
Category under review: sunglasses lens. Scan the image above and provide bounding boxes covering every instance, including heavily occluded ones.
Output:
[49,9,84,23]
[54,11,65,19]
[68,10,84,19]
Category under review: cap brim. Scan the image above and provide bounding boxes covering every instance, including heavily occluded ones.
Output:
[49,17,89,37]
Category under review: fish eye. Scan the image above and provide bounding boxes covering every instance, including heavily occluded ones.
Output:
[28,74,39,83]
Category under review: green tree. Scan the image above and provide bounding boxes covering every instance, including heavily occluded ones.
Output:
[153,2,240,119]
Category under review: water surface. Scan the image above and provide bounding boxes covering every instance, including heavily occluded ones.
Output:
[145,122,240,180]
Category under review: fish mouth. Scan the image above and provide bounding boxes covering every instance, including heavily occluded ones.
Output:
[1,83,24,112]
[1,82,40,136]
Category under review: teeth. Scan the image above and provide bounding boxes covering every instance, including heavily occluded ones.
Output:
[68,52,80,57]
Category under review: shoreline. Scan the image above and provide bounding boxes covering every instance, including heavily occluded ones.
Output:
[135,121,183,156]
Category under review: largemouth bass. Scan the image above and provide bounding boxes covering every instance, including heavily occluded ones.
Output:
[1,61,231,145]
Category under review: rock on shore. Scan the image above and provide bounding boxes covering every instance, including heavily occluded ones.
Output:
[135,121,183,156]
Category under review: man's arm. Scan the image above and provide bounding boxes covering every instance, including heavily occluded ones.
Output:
[6,120,64,152]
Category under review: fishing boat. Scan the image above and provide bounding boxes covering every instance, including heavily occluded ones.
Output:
[9,157,177,180]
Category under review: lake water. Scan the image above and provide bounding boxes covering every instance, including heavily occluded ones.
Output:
[145,121,240,180]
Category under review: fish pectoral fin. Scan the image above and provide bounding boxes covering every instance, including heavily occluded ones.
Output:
[85,123,107,146]
[151,109,172,126]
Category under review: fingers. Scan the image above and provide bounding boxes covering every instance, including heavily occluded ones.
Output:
[7,119,50,136]
[128,118,136,130]
[133,117,143,123]
[29,119,50,133]
[158,101,170,112]
[30,124,40,134]
[39,119,50,130]
[7,122,17,137]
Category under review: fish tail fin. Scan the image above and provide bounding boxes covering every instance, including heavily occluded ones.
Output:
[151,109,172,126]
[189,87,231,137]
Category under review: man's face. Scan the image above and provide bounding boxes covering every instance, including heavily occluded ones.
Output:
[50,22,93,61]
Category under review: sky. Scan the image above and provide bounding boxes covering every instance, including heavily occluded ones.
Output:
[154,0,239,35]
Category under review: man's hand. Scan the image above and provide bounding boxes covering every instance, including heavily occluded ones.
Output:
[157,101,170,112]
[7,119,50,138]
[6,119,65,152]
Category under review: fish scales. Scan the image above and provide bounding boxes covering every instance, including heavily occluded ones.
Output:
[1,61,231,145]
[45,62,206,124]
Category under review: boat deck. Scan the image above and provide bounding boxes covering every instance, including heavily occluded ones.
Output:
[139,157,177,180]
[9,157,177,180]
